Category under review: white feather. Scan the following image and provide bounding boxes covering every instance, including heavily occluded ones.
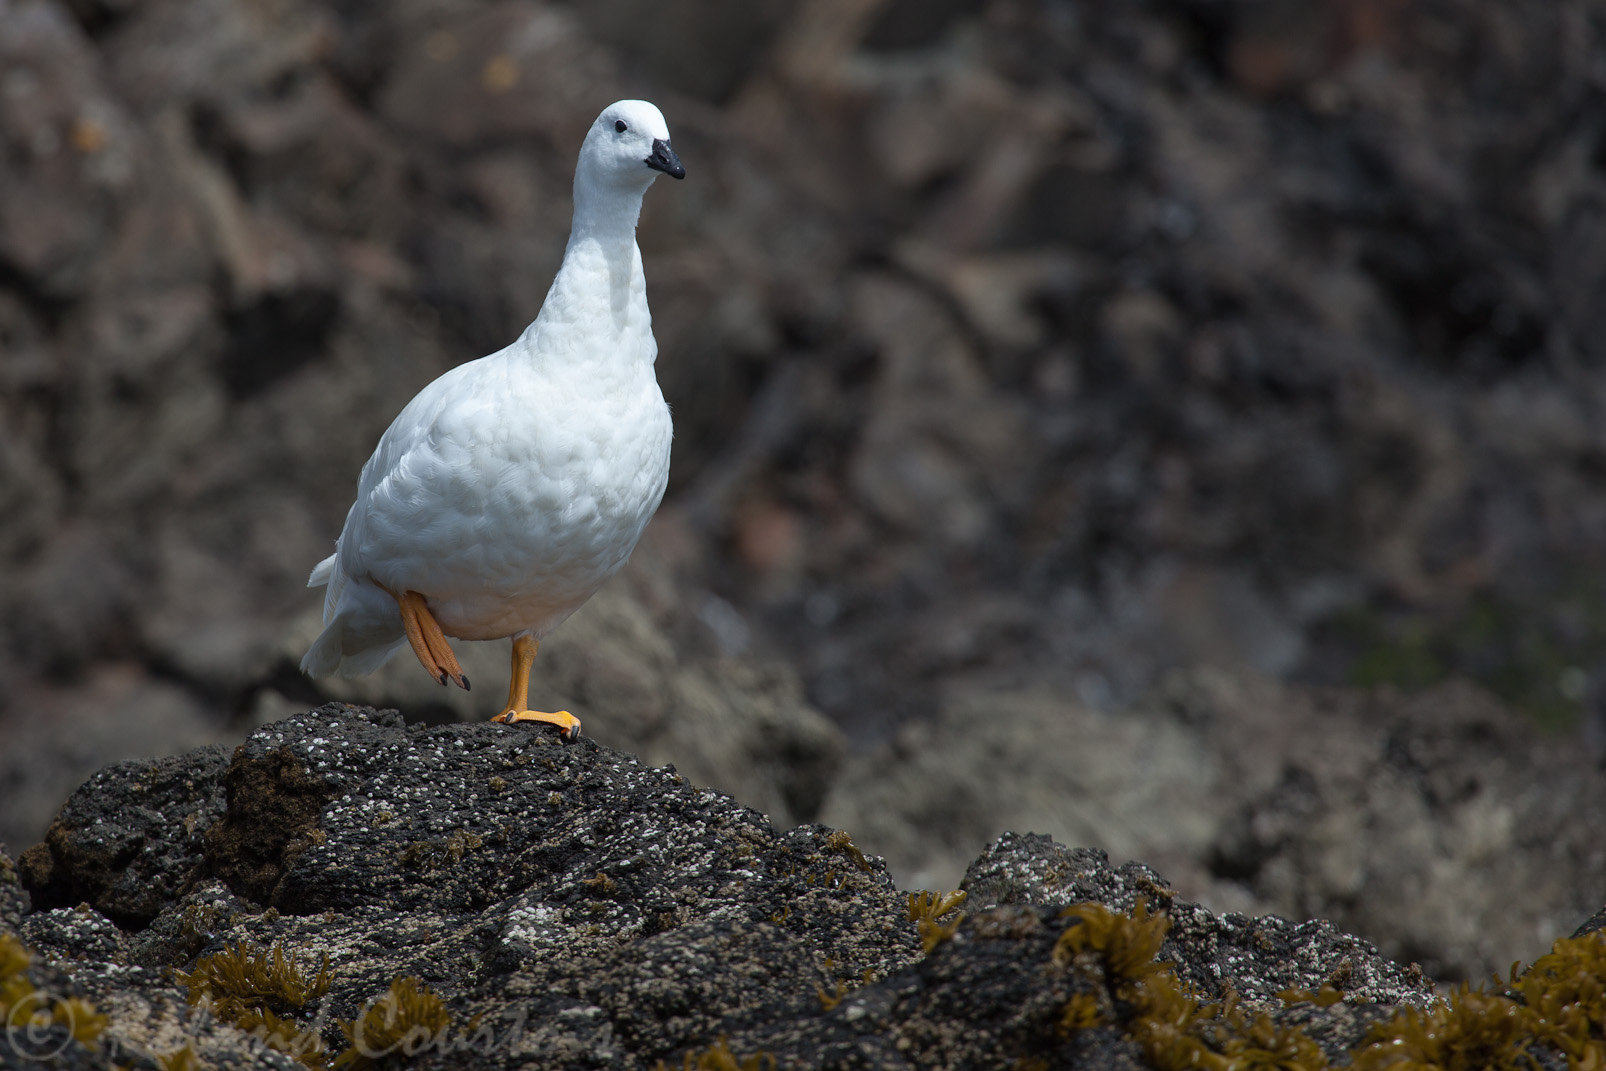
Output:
[303,100,678,679]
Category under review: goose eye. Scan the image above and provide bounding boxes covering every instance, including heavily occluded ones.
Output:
[614,120,627,133]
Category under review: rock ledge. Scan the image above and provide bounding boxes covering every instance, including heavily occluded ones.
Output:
[3,705,1465,1069]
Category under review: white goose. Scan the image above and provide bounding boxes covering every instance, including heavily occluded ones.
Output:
[301,100,685,739]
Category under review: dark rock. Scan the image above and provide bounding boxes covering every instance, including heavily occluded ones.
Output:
[0,845,27,933]
[5,706,1478,1071]
[1575,904,1606,939]
[696,904,1144,1071]
[17,745,230,927]
[20,904,129,966]
[963,833,1425,1011]
[571,916,826,1065]
[963,834,1153,913]
[202,729,375,906]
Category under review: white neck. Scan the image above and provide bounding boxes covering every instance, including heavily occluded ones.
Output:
[517,178,657,370]
[570,176,649,244]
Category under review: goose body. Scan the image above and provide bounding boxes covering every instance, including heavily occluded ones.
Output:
[301,100,684,731]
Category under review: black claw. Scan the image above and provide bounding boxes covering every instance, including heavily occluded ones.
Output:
[437,671,448,686]
[462,676,471,692]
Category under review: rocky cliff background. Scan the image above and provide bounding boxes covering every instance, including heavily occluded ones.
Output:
[2,0,1605,987]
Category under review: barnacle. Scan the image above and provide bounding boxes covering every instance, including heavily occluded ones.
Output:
[333,976,451,1070]
[816,954,860,1011]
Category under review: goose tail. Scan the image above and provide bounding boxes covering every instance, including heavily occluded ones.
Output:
[300,555,406,678]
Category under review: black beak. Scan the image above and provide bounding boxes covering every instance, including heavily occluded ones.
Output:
[645,138,685,180]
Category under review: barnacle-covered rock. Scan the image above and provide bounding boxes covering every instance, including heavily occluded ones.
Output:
[25,705,1589,1070]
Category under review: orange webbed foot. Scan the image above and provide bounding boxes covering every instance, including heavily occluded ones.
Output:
[491,709,583,741]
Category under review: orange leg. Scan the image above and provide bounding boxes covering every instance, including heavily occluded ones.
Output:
[490,634,582,740]
[382,584,469,691]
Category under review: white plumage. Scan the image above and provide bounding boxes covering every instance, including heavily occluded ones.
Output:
[301,101,684,732]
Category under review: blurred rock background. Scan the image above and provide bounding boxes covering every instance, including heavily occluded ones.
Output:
[2,0,1605,983]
